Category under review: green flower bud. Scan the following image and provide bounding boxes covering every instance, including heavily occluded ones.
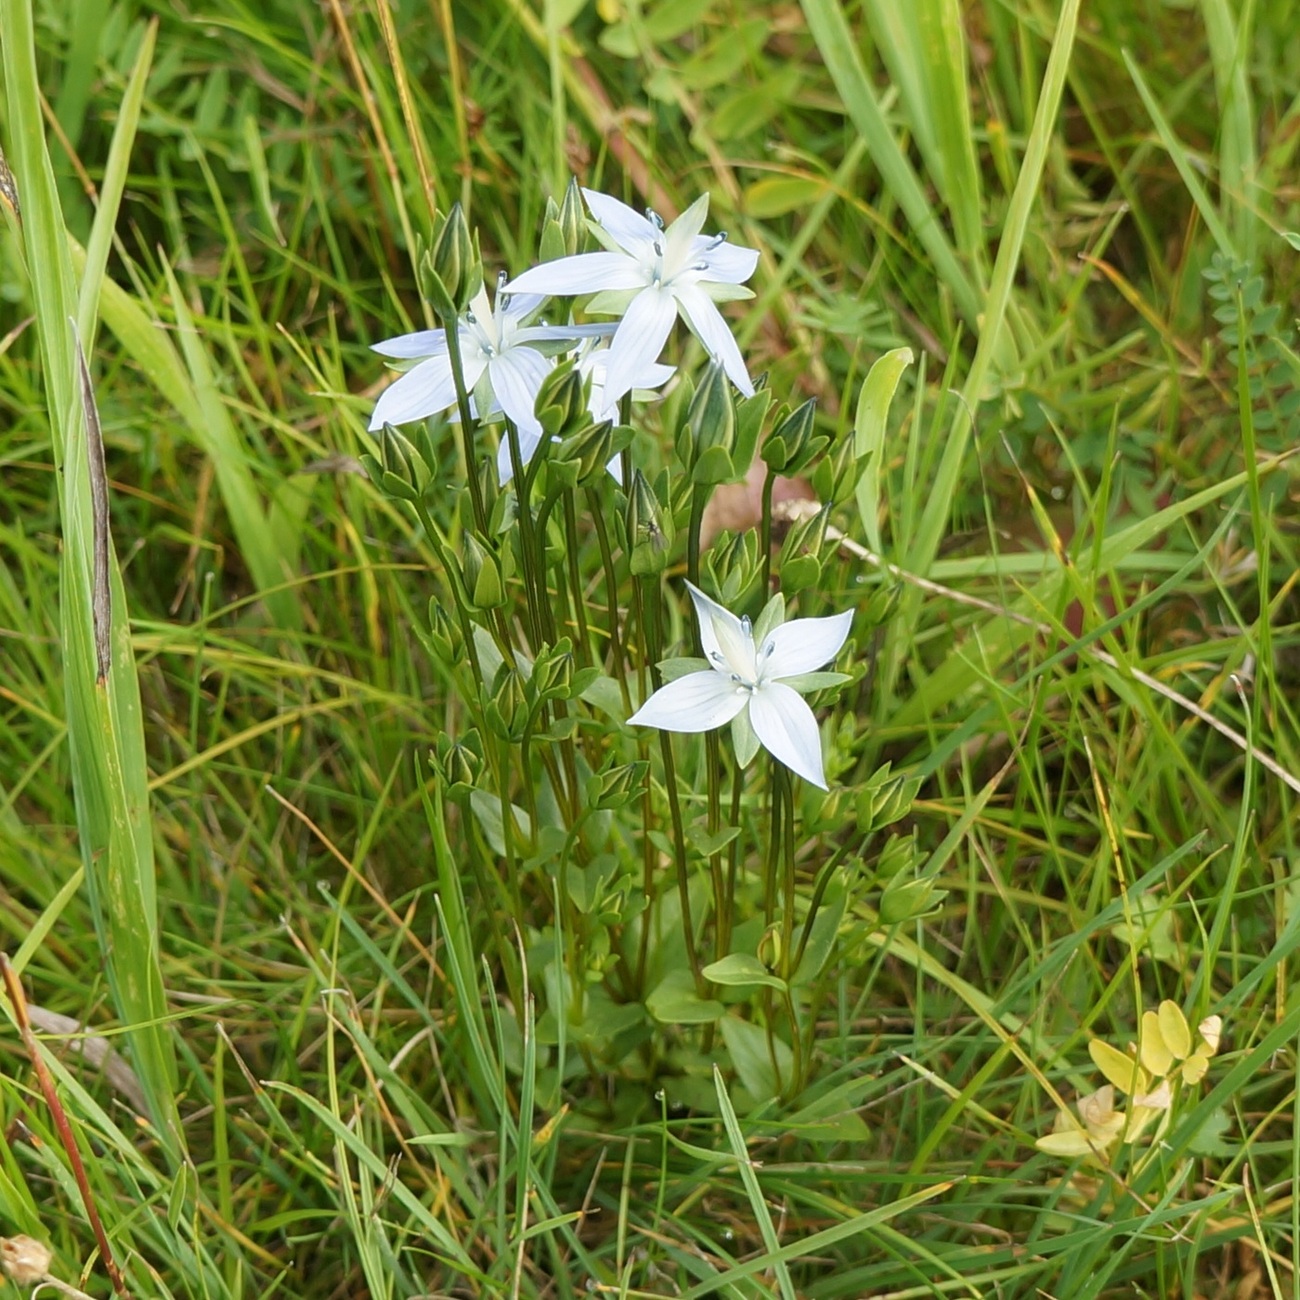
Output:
[704,528,761,607]
[361,422,432,502]
[687,360,736,486]
[431,730,483,799]
[880,874,945,926]
[558,176,586,257]
[586,759,648,811]
[626,469,673,576]
[531,639,574,704]
[778,502,830,590]
[421,203,481,317]
[535,361,590,438]
[555,420,613,485]
[427,600,462,663]
[462,533,506,609]
[762,397,819,474]
[487,666,530,742]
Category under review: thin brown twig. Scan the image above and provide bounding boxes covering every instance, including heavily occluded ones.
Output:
[0,956,131,1300]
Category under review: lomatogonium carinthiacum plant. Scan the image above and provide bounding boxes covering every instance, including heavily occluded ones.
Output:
[362,180,916,1102]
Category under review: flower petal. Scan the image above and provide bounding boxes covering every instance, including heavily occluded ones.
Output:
[500,291,547,321]
[602,287,678,408]
[686,582,756,680]
[369,354,461,431]
[692,236,760,284]
[662,193,711,271]
[673,284,753,397]
[488,347,551,433]
[505,252,648,297]
[372,328,448,359]
[582,187,660,253]
[763,609,853,681]
[748,683,828,788]
[628,672,748,732]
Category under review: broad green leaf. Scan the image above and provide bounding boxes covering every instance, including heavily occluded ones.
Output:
[702,952,787,993]
[646,970,724,1024]
[853,347,914,555]
[720,1013,791,1101]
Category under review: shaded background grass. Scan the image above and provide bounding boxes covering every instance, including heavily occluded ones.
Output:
[2,0,1299,1295]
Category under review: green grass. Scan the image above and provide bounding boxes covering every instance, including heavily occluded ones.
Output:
[2,0,1299,1296]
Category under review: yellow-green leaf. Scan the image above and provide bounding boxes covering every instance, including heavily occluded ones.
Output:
[1157,1000,1192,1060]
[1089,1038,1142,1096]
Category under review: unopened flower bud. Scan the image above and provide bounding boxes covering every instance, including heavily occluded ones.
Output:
[762,397,820,475]
[422,203,481,317]
[879,874,943,926]
[687,360,736,485]
[361,423,432,502]
[626,469,673,576]
[535,362,590,438]
[0,1235,52,1284]
[431,731,483,798]
[427,601,462,663]
[587,759,648,811]
[778,502,830,589]
[557,176,586,257]
[555,420,614,486]
[531,640,574,703]
[487,666,530,742]
[461,533,506,610]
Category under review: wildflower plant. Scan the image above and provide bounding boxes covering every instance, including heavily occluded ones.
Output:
[1038,1001,1224,1167]
[363,182,921,1104]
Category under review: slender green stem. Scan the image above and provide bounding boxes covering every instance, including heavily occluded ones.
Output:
[562,492,595,666]
[759,465,777,593]
[718,758,744,961]
[413,498,483,684]
[585,486,633,713]
[641,573,702,989]
[505,417,553,648]
[779,764,797,983]
[705,732,725,959]
[686,483,708,588]
[439,307,489,537]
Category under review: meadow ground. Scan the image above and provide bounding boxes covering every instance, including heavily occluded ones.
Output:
[1,1,1299,1296]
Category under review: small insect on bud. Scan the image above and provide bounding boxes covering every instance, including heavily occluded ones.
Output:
[0,1235,52,1284]
[626,469,673,576]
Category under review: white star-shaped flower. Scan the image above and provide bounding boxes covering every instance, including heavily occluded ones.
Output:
[368,278,609,468]
[503,189,759,411]
[628,583,852,788]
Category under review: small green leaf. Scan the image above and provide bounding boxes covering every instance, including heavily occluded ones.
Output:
[745,175,826,219]
[703,952,787,993]
[646,970,725,1024]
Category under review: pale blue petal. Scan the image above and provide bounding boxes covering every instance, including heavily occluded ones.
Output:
[501,291,547,321]
[583,188,660,253]
[514,322,616,344]
[674,284,753,397]
[691,238,760,284]
[602,287,677,408]
[749,683,827,788]
[762,610,853,681]
[369,354,460,430]
[686,582,757,681]
[506,252,648,296]
[627,672,748,733]
[488,348,551,433]
[372,329,448,359]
